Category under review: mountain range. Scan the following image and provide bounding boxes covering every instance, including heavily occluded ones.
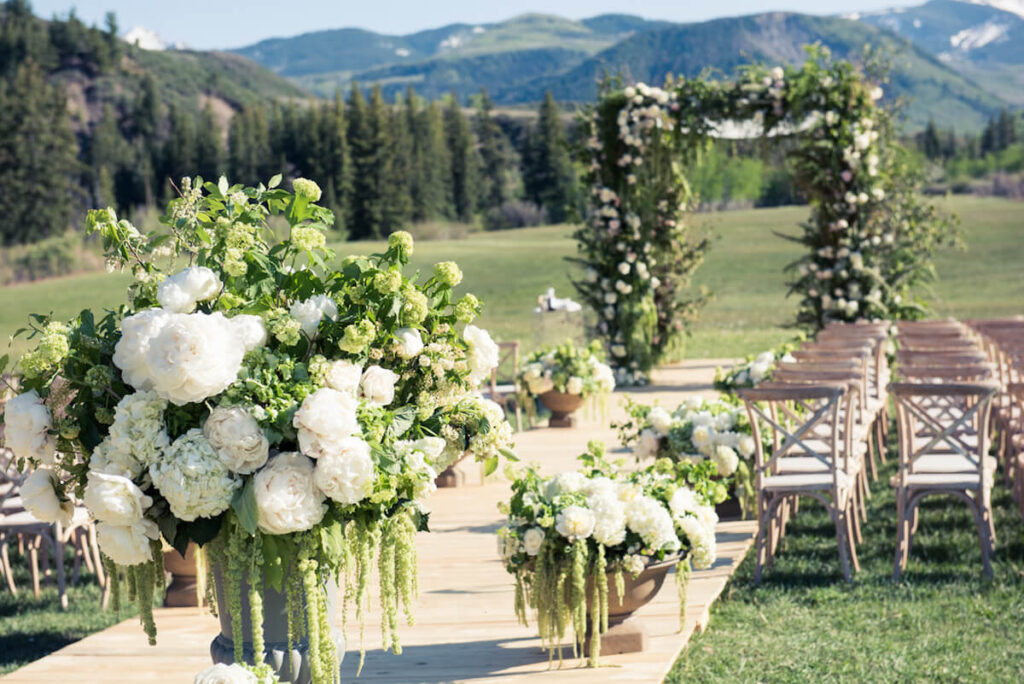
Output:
[227,0,1022,131]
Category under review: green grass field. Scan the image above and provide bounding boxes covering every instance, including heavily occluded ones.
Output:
[2,196,1021,362]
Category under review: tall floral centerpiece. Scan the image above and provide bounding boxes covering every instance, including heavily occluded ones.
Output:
[0,176,514,683]
[517,341,615,427]
[498,442,719,665]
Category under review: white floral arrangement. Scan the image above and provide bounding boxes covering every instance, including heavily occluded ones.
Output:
[517,340,615,399]
[498,442,719,665]
[713,344,798,395]
[0,175,514,683]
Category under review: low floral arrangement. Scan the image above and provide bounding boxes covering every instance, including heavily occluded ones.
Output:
[497,442,718,665]
[1,175,514,683]
[518,340,615,399]
[712,342,799,395]
[616,395,765,515]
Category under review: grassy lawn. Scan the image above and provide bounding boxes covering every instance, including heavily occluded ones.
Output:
[2,196,1022,361]
[667,448,1024,683]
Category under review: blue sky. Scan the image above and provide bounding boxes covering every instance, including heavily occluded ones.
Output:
[30,0,924,49]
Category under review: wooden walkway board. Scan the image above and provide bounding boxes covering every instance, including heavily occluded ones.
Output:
[2,360,754,684]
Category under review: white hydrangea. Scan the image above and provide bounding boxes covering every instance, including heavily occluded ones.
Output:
[313,436,375,506]
[293,388,360,459]
[84,471,152,526]
[592,361,616,393]
[463,325,499,385]
[523,527,546,556]
[738,434,756,458]
[712,445,739,477]
[194,663,257,684]
[204,406,269,475]
[395,328,424,359]
[289,294,338,337]
[467,397,514,463]
[668,486,700,520]
[157,266,221,313]
[555,505,596,542]
[679,514,717,569]
[21,468,72,525]
[359,365,399,406]
[113,310,248,405]
[632,428,661,460]
[96,518,159,566]
[625,495,679,552]
[527,374,554,395]
[2,390,56,464]
[588,490,627,546]
[648,406,673,436]
[544,470,587,499]
[324,359,362,395]
[253,452,326,535]
[150,429,240,521]
[90,391,170,479]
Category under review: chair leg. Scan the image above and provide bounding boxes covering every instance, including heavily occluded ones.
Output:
[28,538,41,598]
[866,433,878,482]
[850,488,863,546]
[753,496,769,586]
[833,507,852,582]
[0,541,16,595]
[89,525,106,588]
[845,501,860,574]
[55,537,68,610]
[893,488,906,581]
[876,418,887,464]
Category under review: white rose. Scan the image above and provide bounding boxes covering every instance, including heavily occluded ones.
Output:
[2,390,56,463]
[289,294,338,337]
[395,328,424,359]
[555,505,596,542]
[21,468,72,525]
[84,471,152,526]
[713,445,739,477]
[150,429,240,521]
[293,388,360,459]
[253,452,327,535]
[194,663,257,684]
[566,376,584,395]
[314,436,375,506]
[204,406,269,475]
[157,266,221,313]
[229,314,266,352]
[648,406,673,436]
[523,527,546,556]
[114,310,247,405]
[359,365,399,406]
[463,325,499,385]
[324,359,362,395]
[96,518,159,566]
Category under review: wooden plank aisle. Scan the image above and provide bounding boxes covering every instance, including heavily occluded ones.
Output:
[2,360,754,684]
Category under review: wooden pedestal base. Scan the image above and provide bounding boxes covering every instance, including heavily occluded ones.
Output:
[548,414,577,428]
[584,616,648,655]
[435,456,484,488]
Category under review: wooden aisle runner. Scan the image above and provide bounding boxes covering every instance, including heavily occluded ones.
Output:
[2,361,754,684]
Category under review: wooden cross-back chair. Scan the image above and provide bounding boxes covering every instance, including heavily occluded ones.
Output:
[739,384,861,583]
[890,381,998,579]
[488,341,522,431]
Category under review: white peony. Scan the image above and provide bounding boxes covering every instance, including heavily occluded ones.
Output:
[3,390,56,464]
[555,505,596,542]
[394,328,424,359]
[96,518,159,566]
[84,471,152,526]
[648,406,673,436]
[253,452,326,535]
[626,495,679,552]
[204,406,269,475]
[324,359,362,395]
[289,294,338,337]
[463,325,499,385]
[229,314,267,352]
[359,365,399,406]
[588,491,627,546]
[523,527,546,556]
[566,376,584,395]
[21,468,72,525]
[397,436,446,464]
[114,310,247,405]
[194,663,257,684]
[150,429,240,521]
[632,428,661,460]
[293,388,360,459]
[157,266,221,313]
[313,436,375,506]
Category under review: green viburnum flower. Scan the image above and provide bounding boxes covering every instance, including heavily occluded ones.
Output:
[268,311,302,346]
[433,261,463,288]
[223,248,248,277]
[85,365,115,392]
[291,225,326,252]
[373,268,402,294]
[339,319,376,354]
[20,322,70,378]
[308,354,330,384]
[454,294,481,323]
[94,407,115,425]
[292,178,322,202]
[402,289,429,326]
[388,231,414,260]
[58,418,80,440]
[216,292,245,311]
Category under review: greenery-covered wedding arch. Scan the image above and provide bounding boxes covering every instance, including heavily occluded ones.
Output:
[572,46,956,384]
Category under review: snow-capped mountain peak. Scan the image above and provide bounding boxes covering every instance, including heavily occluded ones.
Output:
[964,0,1024,20]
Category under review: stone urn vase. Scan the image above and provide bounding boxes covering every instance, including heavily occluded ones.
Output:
[163,543,199,607]
[210,563,345,683]
[539,391,584,428]
[583,555,681,655]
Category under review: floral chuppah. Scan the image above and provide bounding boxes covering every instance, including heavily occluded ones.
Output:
[575,46,955,384]
[2,176,514,683]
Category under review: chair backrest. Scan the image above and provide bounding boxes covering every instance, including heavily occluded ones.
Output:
[489,341,520,398]
[898,364,994,383]
[897,350,988,367]
[889,381,996,487]
[739,384,852,490]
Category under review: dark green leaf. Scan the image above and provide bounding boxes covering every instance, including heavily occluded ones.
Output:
[232,479,259,535]
[186,515,224,546]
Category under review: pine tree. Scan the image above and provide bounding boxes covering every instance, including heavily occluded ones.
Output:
[322,91,352,232]
[475,88,515,214]
[421,100,452,220]
[920,119,941,160]
[523,91,575,223]
[88,104,128,209]
[444,92,476,223]
[381,98,412,234]
[195,104,222,182]
[404,87,428,221]
[347,83,381,239]
[0,59,80,245]
[160,103,197,199]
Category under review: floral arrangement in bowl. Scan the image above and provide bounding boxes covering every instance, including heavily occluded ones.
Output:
[497,442,719,665]
[1,175,514,683]
[616,395,766,514]
[517,341,615,426]
[712,341,799,395]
